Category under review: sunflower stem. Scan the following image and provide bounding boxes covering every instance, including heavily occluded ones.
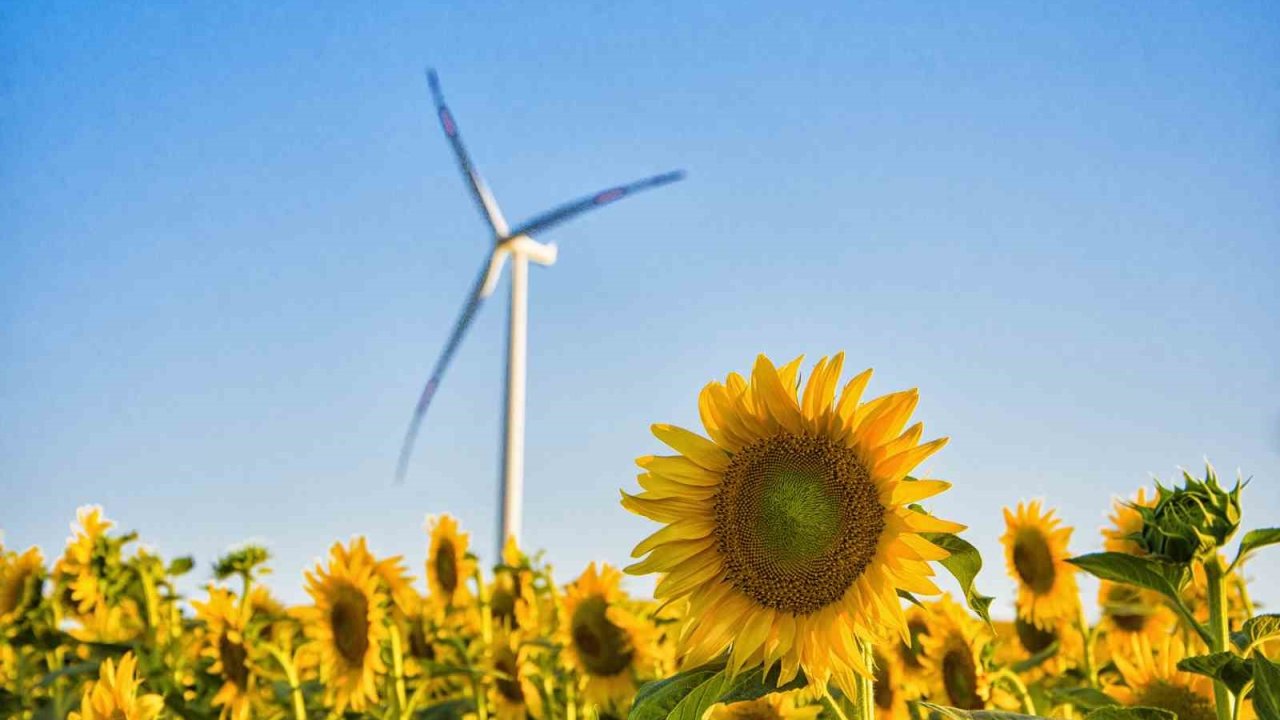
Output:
[1076,605,1098,688]
[265,644,307,720]
[992,668,1036,716]
[1205,557,1233,720]
[390,623,409,718]
[853,641,875,720]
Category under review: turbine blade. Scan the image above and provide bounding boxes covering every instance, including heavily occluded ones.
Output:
[395,259,492,484]
[505,169,685,239]
[426,69,509,236]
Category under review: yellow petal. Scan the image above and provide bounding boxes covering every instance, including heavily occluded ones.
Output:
[874,437,949,483]
[650,424,730,472]
[624,541,715,575]
[637,455,723,486]
[631,517,716,558]
[890,478,952,505]
[752,355,804,434]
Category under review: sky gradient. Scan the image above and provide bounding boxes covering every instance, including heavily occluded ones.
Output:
[3,2,1279,614]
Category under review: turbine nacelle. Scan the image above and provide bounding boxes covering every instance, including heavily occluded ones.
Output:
[480,235,558,299]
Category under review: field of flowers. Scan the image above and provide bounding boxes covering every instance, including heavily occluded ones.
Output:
[2,354,1278,720]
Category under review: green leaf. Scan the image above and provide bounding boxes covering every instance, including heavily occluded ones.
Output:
[898,589,924,608]
[416,698,475,720]
[662,664,808,720]
[166,556,195,576]
[1048,687,1118,711]
[1254,654,1280,720]
[1232,528,1280,569]
[1084,708,1176,720]
[1176,652,1253,695]
[917,703,1040,719]
[1009,640,1059,674]
[1066,553,1186,603]
[629,662,725,720]
[922,533,995,625]
[37,660,101,687]
[1232,613,1280,652]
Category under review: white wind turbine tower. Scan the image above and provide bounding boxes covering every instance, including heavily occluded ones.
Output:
[396,70,685,550]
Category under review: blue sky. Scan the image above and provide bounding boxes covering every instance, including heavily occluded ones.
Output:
[3,2,1278,615]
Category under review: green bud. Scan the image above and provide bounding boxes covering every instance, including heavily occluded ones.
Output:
[1136,463,1242,564]
[213,544,271,580]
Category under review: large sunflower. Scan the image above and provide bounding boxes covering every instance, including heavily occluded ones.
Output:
[192,587,256,720]
[622,354,961,698]
[560,562,653,710]
[69,652,164,720]
[1001,501,1079,630]
[490,628,544,720]
[706,691,822,720]
[427,514,476,609]
[1109,635,1215,720]
[301,538,390,713]
[0,546,44,625]
[918,595,991,710]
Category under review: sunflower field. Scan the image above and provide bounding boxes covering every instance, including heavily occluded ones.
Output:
[3,354,1278,720]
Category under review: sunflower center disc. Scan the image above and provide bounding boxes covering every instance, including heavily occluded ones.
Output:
[570,596,634,677]
[715,433,884,615]
[435,539,458,595]
[330,584,370,665]
[942,645,982,709]
[1012,528,1056,594]
[1014,616,1057,653]
[218,634,250,689]
[493,646,524,702]
[1135,681,1215,720]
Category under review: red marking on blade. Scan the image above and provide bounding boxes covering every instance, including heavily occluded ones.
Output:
[441,109,457,136]
[594,188,625,205]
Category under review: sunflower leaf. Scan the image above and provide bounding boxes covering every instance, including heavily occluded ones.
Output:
[1232,528,1280,570]
[1010,640,1059,673]
[1253,654,1280,720]
[921,532,994,626]
[1065,553,1186,604]
[917,702,1040,719]
[1176,652,1254,695]
[652,663,809,720]
[628,661,724,720]
[1232,614,1280,652]
[1048,687,1118,711]
[1083,708,1176,720]
[897,589,924,608]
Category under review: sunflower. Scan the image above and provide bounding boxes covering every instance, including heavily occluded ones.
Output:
[560,562,653,710]
[70,600,143,646]
[192,587,256,720]
[57,506,114,615]
[870,648,907,720]
[69,652,164,720]
[489,536,539,632]
[622,354,962,698]
[0,546,44,625]
[1103,488,1154,555]
[1001,501,1079,630]
[1109,635,1215,720]
[1096,580,1175,652]
[918,595,991,710]
[705,691,822,720]
[301,538,390,713]
[490,628,544,720]
[427,514,476,609]
[997,613,1083,682]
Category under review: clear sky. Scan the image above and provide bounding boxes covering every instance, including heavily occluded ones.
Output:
[3,2,1278,616]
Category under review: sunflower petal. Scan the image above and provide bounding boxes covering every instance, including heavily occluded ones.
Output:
[650,425,730,472]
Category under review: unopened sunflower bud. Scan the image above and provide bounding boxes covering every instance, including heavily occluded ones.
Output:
[1135,464,1241,564]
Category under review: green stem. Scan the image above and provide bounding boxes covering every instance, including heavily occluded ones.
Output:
[822,687,852,720]
[1205,557,1234,720]
[390,624,409,718]
[852,640,874,720]
[265,644,308,720]
[992,669,1036,716]
[1077,605,1098,688]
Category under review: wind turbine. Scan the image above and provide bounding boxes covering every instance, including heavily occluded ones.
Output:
[396,70,685,549]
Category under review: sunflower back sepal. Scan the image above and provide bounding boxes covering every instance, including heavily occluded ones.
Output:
[1135,466,1242,564]
[1174,652,1253,696]
[920,532,995,626]
[1230,527,1280,570]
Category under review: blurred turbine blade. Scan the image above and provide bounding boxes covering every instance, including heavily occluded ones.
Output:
[426,69,510,236]
[394,258,493,484]
[505,169,685,240]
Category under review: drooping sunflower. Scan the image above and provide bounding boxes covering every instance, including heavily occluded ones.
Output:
[1096,580,1175,652]
[997,614,1083,682]
[69,652,164,720]
[57,506,114,615]
[301,538,390,713]
[489,536,539,632]
[560,562,653,710]
[918,595,991,710]
[870,648,908,720]
[426,514,476,609]
[192,587,256,720]
[1103,488,1154,555]
[622,354,962,698]
[705,691,823,720]
[1001,501,1079,630]
[490,628,544,720]
[0,546,44,625]
[1109,635,1215,720]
